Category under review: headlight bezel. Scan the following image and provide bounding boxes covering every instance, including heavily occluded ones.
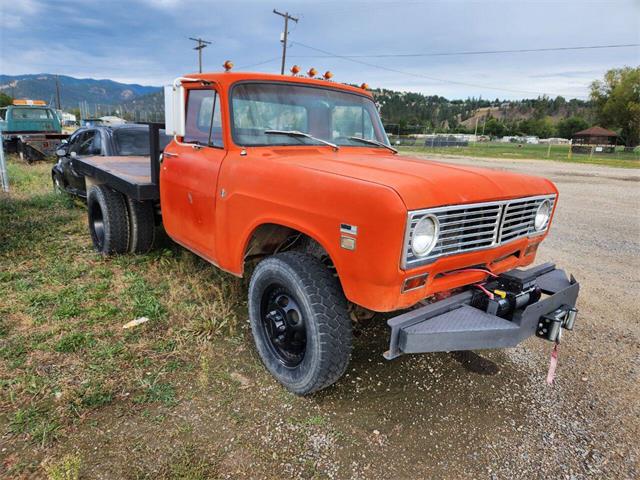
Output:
[410,214,440,258]
[534,199,552,231]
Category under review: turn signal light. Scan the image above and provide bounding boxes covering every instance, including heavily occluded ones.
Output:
[223,60,234,71]
[308,67,317,78]
[323,71,333,80]
[290,65,301,75]
[402,273,428,293]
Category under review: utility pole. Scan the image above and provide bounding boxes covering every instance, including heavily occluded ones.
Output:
[55,75,62,110]
[189,37,212,73]
[273,9,298,75]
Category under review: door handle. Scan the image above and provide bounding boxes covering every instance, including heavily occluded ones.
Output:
[163,152,178,158]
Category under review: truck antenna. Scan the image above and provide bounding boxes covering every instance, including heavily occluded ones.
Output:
[188,37,212,73]
[273,9,299,75]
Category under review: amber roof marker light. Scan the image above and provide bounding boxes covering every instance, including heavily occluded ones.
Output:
[307,67,317,78]
[223,60,234,71]
[360,83,369,90]
[323,71,333,80]
[290,65,301,75]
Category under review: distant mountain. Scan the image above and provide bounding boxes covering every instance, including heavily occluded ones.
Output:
[0,74,160,109]
[122,90,164,111]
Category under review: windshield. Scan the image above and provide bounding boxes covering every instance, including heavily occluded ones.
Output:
[12,108,54,120]
[113,128,172,156]
[231,83,390,148]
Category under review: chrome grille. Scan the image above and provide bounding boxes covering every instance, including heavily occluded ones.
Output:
[403,194,556,268]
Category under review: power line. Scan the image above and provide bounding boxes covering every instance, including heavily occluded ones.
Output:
[290,40,589,98]
[289,43,640,59]
[189,37,212,73]
[236,57,282,70]
[273,9,299,75]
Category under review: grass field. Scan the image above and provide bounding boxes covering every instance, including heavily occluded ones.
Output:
[399,142,640,168]
[0,157,276,478]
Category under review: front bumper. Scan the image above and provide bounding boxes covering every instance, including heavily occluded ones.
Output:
[384,263,579,360]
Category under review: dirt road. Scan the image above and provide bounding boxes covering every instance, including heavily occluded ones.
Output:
[2,155,638,479]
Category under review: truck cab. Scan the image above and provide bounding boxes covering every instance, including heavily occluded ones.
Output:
[75,68,580,395]
[0,99,62,134]
[1,100,67,161]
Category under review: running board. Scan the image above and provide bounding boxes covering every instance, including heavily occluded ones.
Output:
[384,264,580,360]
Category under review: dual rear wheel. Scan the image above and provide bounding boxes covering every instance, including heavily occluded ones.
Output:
[87,185,155,255]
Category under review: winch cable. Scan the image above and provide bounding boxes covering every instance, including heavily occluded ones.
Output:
[474,283,495,300]
[443,267,498,278]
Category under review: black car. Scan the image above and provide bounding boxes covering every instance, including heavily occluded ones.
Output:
[52,124,171,198]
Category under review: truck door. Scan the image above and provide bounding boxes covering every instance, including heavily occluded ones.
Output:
[160,87,226,262]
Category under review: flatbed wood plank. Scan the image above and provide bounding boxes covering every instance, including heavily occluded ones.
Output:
[79,155,152,185]
[73,154,160,201]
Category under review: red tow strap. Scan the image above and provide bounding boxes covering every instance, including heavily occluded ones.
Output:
[546,342,559,385]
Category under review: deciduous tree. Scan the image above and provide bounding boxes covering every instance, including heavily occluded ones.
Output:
[590,67,640,146]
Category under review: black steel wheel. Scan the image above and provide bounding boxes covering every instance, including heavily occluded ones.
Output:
[249,252,352,395]
[260,285,307,368]
[87,185,129,255]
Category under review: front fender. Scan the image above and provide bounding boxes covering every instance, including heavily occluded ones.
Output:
[215,155,407,309]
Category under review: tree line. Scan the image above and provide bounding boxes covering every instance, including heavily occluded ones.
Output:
[376,67,639,146]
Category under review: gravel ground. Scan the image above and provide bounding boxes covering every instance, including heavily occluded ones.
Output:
[383,153,640,479]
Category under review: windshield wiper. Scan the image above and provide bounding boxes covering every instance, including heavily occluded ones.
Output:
[348,136,398,154]
[264,130,339,151]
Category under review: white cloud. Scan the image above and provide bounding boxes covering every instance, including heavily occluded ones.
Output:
[0,0,42,28]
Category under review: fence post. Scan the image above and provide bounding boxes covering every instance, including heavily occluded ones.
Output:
[0,130,9,193]
[0,126,9,193]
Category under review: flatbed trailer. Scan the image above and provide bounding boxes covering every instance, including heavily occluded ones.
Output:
[72,123,162,201]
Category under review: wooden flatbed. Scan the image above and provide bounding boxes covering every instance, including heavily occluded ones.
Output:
[73,124,163,201]
[74,155,159,201]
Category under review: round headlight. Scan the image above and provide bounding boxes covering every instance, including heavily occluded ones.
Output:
[411,215,439,257]
[534,200,552,231]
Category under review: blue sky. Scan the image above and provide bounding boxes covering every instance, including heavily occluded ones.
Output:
[1,0,638,99]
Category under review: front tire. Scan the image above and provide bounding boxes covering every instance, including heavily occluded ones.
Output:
[87,185,129,255]
[248,252,352,395]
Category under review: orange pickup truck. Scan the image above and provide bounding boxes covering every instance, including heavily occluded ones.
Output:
[72,69,579,394]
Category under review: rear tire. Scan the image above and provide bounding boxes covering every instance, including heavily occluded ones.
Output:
[125,197,155,253]
[248,252,352,395]
[87,185,129,255]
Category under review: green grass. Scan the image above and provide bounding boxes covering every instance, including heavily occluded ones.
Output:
[399,142,640,168]
[0,156,247,475]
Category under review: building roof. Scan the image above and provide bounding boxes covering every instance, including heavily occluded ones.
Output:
[573,126,618,137]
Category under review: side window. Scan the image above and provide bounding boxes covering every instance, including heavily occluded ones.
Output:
[69,131,87,154]
[184,89,223,147]
[77,131,97,155]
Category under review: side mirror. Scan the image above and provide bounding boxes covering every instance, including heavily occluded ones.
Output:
[56,148,67,157]
[164,83,186,137]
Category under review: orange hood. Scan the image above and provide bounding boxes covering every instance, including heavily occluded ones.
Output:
[269,148,557,210]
